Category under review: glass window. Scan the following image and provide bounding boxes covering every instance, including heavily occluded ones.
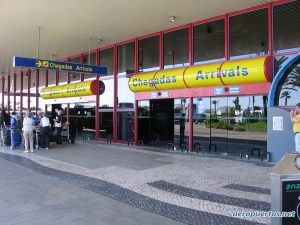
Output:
[100,48,114,76]
[164,28,189,69]
[59,71,68,84]
[229,8,268,58]
[117,77,134,141]
[273,1,300,53]
[138,36,159,72]
[174,98,190,148]
[117,42,135,76]
[83,52,97,80]
[193,19,225,63]
[99,78,114,138]
[47,70,56,86]
[276,58,300,107]
[138,100,150,142]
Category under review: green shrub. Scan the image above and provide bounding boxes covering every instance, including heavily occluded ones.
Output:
[233,126,246,131]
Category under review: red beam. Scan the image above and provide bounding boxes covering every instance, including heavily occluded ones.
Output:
[27,69,31,111]
[13,73,16,112]
[20,71,23,123]
[134,100,138,145]
[189,97,193,152]
[55,70,59,85]
[113,45,117,142]
[36,69,39,113]
[1,74,4,112]
[225,14,229,61]
[268,2,273,56]
[95,51,100,140]
[7,74,10,112]
[80,54,84,81]
[159,31,163,69]
[189,24,193,65]
[45,70,48,113]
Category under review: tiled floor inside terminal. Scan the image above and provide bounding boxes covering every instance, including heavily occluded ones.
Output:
[0,141,273,225]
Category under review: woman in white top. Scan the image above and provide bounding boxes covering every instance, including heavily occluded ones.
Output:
[40,112,51,149]
[22,111,34,152]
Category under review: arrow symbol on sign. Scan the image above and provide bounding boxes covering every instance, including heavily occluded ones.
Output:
[36,60,42,67]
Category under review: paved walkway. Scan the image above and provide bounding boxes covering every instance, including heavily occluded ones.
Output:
[0,142,273,225]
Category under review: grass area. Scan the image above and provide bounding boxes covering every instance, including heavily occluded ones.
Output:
[206,121,267,132]
[236,121,267,132]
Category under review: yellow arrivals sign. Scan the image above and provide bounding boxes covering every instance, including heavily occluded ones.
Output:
[40,80,99,99]
[128,56,272,92]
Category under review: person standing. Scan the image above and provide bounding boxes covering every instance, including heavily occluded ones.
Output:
[54,110,62,145]
[290,103,300,152]
[10,112,18,149]
[33,110,42,126]
[22,111,34,153]
[40,113,51,149]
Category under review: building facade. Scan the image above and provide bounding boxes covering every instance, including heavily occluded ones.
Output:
[1,0,300,160]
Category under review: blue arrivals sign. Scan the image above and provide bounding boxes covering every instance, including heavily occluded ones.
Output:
[13,56,107,75]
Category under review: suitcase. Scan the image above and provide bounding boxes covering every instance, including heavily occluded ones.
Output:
[11,132,22,147]
[4,129,11,146]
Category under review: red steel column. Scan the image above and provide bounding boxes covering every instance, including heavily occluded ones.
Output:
[20,71,23,123]
[134,100,138,145]
[189,97,193,152]
[188,24,193,151]
[55,70,59,85]
[159,31,163,69]
[1,74,4,112]
[80,54,84,81]
[45,70,48,113]
[225,14,229,61]
[27,69,31,111]
[113,45,117,142]
[189,24,193,65]
[13,73,16,112]
[95,51,100,140]
[67,58,71,123]
[36,69,39,113]
[7,74,10,112]
[134,38,138,144]
[268,2,273,56]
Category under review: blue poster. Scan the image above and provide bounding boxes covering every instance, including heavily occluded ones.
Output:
[196,100,206,114]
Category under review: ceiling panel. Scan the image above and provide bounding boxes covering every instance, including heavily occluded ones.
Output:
[0,0,275,74]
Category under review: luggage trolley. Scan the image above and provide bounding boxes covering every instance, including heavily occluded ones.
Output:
[10,126,22,150]
[61,123,70,143]
[34,126,40,149]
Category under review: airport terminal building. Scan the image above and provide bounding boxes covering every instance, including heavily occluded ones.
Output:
[1,0,300,161]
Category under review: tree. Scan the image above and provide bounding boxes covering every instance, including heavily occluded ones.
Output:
[283,63,300,91]
[211,100,218,115]
[280,91,291,106]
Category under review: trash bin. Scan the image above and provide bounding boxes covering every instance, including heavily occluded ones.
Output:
[271,152,300,225]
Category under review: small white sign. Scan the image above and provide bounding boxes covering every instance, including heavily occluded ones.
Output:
[217,110,222,116]
[151,92,158,98]
[273,116,283,131]
[235,110,240,116]
[161,91,169,98]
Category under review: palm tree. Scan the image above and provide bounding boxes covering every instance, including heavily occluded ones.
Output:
[282,63,300,91]
[211,100,218,115]
[280,91,291,106]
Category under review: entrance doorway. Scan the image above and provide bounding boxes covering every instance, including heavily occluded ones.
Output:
[138,98,190,147]
[138,99,174,145]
